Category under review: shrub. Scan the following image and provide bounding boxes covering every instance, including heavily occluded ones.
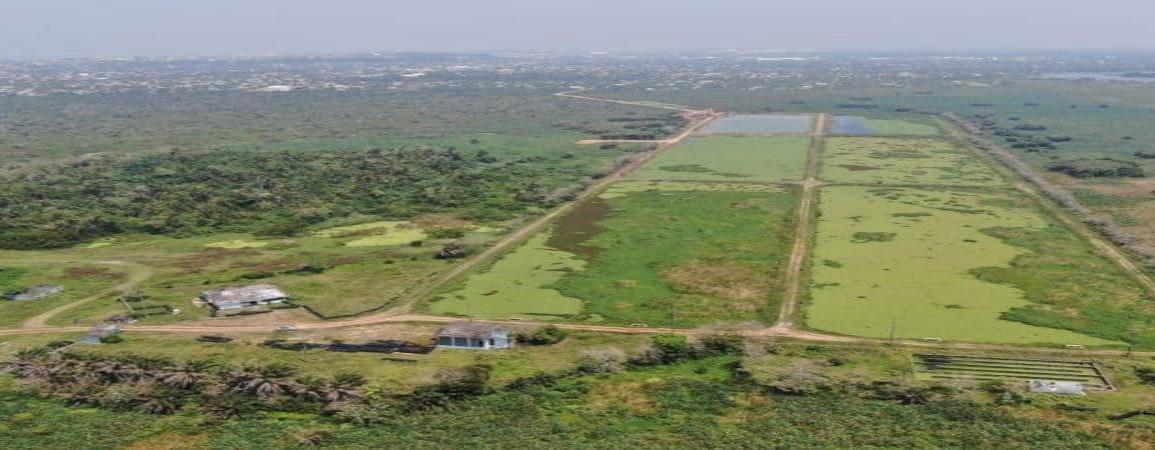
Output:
[99,335,124,344]
[517,325,568,346]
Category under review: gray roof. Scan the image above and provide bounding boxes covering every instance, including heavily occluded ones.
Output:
[3,284,63,301]
[199,284,288,305]
[1029,380,1086,395]
[436,322,508,339]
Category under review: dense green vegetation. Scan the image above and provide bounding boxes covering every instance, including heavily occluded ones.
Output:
[0,89,682,249]
[0,344,1137,449]
[0,145,616,249]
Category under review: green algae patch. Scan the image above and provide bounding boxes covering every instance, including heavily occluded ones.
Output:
[430,231,585,319]
[806,186,1118,346]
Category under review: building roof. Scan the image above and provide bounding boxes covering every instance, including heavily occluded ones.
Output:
[1029,380,1086,395]
[86,324,120,338]
[2,284,63,301]
[436,322,508,339]
[199,284,288,306]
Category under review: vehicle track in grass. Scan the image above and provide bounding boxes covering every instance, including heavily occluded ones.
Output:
[21,261,153,328]
[773,113,827,330]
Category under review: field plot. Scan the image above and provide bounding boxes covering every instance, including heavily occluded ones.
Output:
[821,137,1004,186]
[631,136,809,182]
[699,114,814,134]
[914,354,1112,389]
[829,116,941,136]
[807,186,1118,345]
[430,182,798,326]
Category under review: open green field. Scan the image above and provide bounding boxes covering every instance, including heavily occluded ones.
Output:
[429,182,798,326]
[0,214,507,326]
[631,136,809,182]
[429,232,586,319]
[821,137,1005,186]
[807,186,1120,345]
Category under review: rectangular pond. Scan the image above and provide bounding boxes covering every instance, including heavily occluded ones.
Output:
[699,114,813,134]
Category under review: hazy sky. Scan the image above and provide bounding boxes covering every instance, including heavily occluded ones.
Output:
[2,0,1154,58]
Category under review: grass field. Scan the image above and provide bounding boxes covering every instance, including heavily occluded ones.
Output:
[430,182,797,326]
[631,136,809,182]
[807,186,1118,345]
[821,137,1005,186]
[429,231,586,319]
[553,186,797,326]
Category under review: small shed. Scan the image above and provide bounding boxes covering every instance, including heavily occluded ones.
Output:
[435,322,512,350]
[199,284,288,310]
[1029,380,1086,396]
[3,285,63,301]
[82,324,121,344]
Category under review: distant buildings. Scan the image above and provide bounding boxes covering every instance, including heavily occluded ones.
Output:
[199,284,289,310]
[435,322,512,350]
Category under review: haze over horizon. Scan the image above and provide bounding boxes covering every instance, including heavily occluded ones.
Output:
[2,0,1154,59]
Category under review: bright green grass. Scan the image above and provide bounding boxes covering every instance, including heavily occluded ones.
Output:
[430,231,585,319]
[864,118,942,136]
[807,186,1118,345]
[554,187,798,326]
[821,137,1005,186]
[311,220,428,246]
[203,239,268,249]
[599,180,781,199]
[631,136,809,182]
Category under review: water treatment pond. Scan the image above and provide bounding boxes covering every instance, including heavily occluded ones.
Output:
[830,116,871,135]
[699,114,813,134]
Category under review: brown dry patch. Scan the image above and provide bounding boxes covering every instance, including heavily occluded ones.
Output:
[228,257,298,272]
[62,266,126,280]
[166,248,264,271]
[413,213,476,230]
[664,262,768,303]
[126,433,210,450]
[717,392,773,424]
[587,380,656,413]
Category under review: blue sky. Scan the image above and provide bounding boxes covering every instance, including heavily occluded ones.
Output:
[2,0,1153,58]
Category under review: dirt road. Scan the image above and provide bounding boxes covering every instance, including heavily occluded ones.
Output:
[774,114,827,329]
[22,261,153,328]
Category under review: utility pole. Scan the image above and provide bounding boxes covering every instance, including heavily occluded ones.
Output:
[888,319,896,344]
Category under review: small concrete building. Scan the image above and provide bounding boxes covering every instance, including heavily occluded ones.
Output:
[199,284,288,310]
[435,322,512,350]
[82,324,121,344]
[3,284,63,301]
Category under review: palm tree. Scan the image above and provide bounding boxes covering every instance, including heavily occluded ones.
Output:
[159,359,215,390]
[321,372,366,404]
[228,363,298,400]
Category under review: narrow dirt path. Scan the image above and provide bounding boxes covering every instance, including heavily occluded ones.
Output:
[555,90,692,112]
[22,261,153,328]
[774,113,827,329]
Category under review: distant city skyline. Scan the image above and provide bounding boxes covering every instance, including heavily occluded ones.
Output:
[3,0,1154,59]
